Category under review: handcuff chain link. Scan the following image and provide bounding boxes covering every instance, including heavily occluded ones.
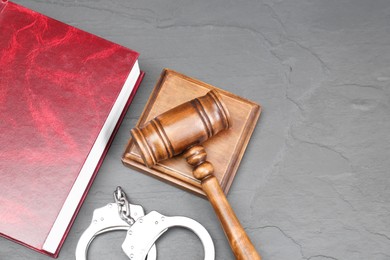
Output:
[114,186,135,225]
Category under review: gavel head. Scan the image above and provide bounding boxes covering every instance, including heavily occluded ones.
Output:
[131,90,231,168]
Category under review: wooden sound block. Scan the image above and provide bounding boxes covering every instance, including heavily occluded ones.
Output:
[122,69,261,197]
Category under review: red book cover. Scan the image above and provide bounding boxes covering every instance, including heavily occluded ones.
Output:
[0,1,144,257]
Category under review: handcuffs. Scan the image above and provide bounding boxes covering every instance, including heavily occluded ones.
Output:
[76,187,215,260]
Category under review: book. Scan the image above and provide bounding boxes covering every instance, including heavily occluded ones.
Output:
[0,1,144,257]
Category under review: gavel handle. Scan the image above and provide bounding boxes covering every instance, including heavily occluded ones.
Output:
[202,175,261,260]
[184,146,261,260]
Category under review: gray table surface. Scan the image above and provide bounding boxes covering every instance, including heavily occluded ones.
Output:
[2,0,390,259]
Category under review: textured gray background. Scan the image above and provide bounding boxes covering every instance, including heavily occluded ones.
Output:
[2,0,390,259]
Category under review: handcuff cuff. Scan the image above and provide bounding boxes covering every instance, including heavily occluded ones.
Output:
[75,187,215,260]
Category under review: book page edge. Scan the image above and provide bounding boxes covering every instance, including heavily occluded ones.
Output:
[42,61,140,254]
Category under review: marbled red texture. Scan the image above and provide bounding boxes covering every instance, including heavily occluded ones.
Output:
[0,1,139,254]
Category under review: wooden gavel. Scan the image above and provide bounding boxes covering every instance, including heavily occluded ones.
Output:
[131,90,261,260]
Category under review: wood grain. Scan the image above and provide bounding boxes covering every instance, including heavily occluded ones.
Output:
[130,90,230,168]
[127,81,262,258]
[184,145,261,259]
[122,68,261,196]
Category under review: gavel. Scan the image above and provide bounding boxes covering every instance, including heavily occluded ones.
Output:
[131,90,261,260]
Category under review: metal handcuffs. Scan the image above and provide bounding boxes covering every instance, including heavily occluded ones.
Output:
[75,187,215,260]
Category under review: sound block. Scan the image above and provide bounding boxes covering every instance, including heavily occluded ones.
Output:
[122,69,261,197]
